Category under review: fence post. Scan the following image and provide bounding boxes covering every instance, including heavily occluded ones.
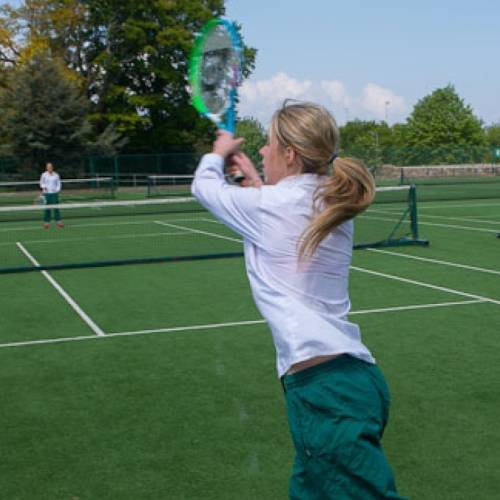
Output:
[113,156,119,181]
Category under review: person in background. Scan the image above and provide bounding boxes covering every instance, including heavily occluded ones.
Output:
[40,162,63,229]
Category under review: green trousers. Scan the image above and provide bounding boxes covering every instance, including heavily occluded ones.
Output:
[282,355,407,500]
[43,193,61,223]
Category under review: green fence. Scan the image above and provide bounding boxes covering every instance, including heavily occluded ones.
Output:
[87,153,201,178]
[0,156,22,179]
[343,145,500,169]
[0,153,201,182]
[1,147,499,182]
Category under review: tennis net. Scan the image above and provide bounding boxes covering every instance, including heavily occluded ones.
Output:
[0,197,239,273]
[0,177,116,206]
[146,175,194,197]
[0,186,427,274]
[400,166,500,201]
[354,185,428,249]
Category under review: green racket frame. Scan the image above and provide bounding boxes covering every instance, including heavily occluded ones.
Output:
[188,17,243,133]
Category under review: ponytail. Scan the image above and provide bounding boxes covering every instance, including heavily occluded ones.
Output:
[299,157,375,259]
[268,101,375,258]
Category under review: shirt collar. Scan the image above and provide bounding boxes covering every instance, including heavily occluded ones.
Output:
[276,173,322,187]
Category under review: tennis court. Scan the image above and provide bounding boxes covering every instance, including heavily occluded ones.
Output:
[1,191,499,499]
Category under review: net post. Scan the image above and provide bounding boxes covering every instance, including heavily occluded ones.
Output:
[113,156,119,185]
[147,176,152,197]
[89,156,96,178]
[110,176,117,198]
[409,184,419,241]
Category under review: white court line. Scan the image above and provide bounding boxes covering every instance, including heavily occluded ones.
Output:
[370,208,500,226]
[0,217,214,233]
[351,299,484,314]
[201,218,223,225]
[0,299,486,349]
[0,231,189,247]
[362,214,499,234]
[154,220,242,243]
[368,248,500,276]
[418,201,500,210]
[373,201,500,212]
[15,242,105,336]
[462,214,500,220]
[351,265,500,305]
[417,214,500,226]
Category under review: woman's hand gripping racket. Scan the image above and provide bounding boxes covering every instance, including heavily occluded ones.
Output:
[189,17,245,182]
[212,131,262,187]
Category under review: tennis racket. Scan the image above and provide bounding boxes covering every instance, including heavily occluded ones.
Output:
[34,193,47,206]
[189,17,243,134]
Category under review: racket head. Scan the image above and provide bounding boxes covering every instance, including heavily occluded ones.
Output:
[189,17,243,132]
[34,194,47,206]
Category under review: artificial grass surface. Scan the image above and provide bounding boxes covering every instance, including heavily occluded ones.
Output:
[1,197,499,499]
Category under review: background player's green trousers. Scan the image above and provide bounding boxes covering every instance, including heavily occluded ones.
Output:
[43,193,61,223]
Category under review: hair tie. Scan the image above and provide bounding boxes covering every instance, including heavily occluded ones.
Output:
[329,153,338,163]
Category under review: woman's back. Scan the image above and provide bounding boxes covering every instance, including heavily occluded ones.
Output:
[255,174,354,315]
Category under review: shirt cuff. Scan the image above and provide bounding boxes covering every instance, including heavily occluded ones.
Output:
[202,153,225,167]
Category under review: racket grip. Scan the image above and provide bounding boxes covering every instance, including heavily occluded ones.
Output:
[229,171,245,184]
[221,90,237,133]
[221,111,235,134]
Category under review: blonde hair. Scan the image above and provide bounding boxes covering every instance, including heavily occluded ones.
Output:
[270,101,375,258]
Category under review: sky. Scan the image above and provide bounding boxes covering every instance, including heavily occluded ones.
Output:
[225,0,500,126]
[4,0,499,127]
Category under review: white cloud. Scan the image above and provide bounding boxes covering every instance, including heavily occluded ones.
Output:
[238,73,409,126]
[358,83,408,120]
[239,72,313,123]
[320,80,350,107]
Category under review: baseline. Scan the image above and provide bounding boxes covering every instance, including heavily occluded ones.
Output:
[0,299,487,350]
[368,248,500,276]
[351,265,500,305]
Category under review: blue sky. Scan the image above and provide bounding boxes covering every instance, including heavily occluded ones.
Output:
[226,0,500,126]
[4,1,498,126]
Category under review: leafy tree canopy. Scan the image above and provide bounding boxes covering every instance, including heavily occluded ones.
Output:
[235,117,266,169]
[406,85,485,146]
[485,123,500,146]
[0,51,123,176]
[0,0,257,154]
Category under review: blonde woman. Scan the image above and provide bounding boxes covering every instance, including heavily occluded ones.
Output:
[192,101,405,499]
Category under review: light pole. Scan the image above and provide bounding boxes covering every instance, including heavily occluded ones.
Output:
[384,101,390,122]
[370,131,381,170]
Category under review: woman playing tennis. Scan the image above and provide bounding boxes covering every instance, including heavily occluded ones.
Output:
[192,101,406,499]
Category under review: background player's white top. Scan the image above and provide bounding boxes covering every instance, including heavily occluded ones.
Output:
[192,153,375,378]
[40,172,61,194]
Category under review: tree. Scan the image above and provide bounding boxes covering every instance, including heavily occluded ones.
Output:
[0,1,257,154]
[0,53,91,177]
[0,3,22,89]
[339,120,392,170]
[402,85,487,165]
[80,0,256,152]
[485,123,500,146]
[236,117,266,169]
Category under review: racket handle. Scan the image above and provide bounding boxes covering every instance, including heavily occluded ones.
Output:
[228,170,245,184]
[221,110,235,133]
[221,90,237,133]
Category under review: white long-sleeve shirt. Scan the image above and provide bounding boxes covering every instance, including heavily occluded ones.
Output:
[40,172,61,194]
[192,153,375,377]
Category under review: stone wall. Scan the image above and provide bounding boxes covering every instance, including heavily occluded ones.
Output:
[376,164,499,180]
